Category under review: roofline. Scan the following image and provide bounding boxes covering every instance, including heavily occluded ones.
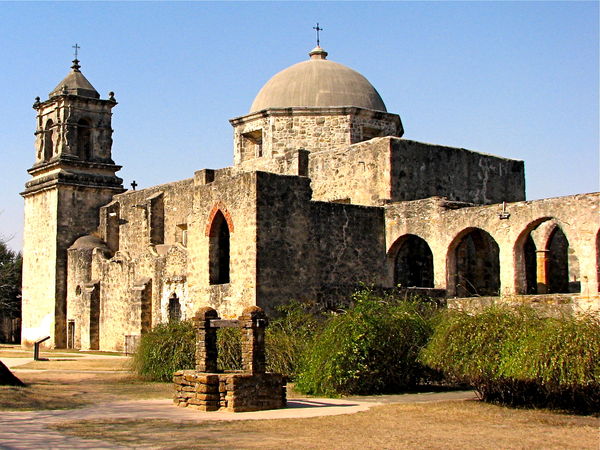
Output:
[229,106,398,125]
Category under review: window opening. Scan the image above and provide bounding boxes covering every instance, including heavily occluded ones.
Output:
[209,211,231,284]
[168,294,182,322]
[43,120,54,160]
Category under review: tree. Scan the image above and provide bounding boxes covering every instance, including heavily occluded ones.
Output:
[0,240,22,319]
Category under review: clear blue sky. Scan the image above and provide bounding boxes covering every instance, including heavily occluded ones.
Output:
[1,1,598,251]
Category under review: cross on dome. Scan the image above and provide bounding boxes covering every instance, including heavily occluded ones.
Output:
[313,23,323,47]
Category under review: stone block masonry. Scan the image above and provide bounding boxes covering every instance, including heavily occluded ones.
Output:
[173,371,286,412]
[173,306,286,412]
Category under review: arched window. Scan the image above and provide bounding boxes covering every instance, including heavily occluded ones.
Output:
[77,118,92,160]
[452,228,500,297]
[393,235,434,288]
[43,119,54,161]
[168,294,181,322]
[208,210,231,284]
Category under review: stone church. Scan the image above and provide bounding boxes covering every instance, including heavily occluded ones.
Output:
[21,46,599,351]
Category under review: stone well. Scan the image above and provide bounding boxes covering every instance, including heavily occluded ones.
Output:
[173,306,286,412]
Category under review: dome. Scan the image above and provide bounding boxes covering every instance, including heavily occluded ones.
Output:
[250,47,386,113]
[69,235,109,251]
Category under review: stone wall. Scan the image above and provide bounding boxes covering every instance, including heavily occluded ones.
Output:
[231,107,401,167]
[102,178,194,256]
[390,139,525,204]
[254,171,386,312]
[309,138,393,205]
[384,193,600,303]
[21,189,59,347]
[173,371,286,412]
[448,293,598,316]
[308,137,525,207]
[188,170,259,318]
[22,183,120,348]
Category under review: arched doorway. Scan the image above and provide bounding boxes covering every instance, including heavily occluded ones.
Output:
[514,219,580,295]
[546,227,579,293]
[393,235,434,288]
[452,228,500,297]
[523,235,538,294]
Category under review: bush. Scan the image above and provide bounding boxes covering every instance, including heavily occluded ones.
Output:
[132,301,324,381]
[131,320,195,382]
[295,290,435,396]
[266,301,326,379]
[217,326,243,371]
[420,306,600,413]
[132,320,243,380]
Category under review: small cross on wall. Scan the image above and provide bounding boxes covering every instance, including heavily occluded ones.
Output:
[131,180,138,191]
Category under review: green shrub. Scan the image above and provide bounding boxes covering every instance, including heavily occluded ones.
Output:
[295,290,435,396]
[131,320,195,382]
[132,301,324,381]
[217,326,242,371]
[421,306,600,413]
[266,301,326,379]
[132,320,243,380]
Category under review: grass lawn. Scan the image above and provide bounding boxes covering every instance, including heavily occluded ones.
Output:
[16,358,130,371]
[0,371,172,410]
[2,355,597,448]
[51,401,599,449]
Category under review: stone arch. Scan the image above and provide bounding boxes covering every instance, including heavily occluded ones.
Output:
[514,218,580,294]
[388,234,434,288]
[208,210,231,285]
[77,118,92,160]
[447,227,500,297]
[43,119,54,160]
[205,203,234,236]
[513,216,553,295]
[546,226,579,293]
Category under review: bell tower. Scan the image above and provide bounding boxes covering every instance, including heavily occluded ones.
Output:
[21,56,124,348]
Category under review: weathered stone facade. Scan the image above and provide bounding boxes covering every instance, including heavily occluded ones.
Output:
[21,47,599,351]
[21,60,123,347]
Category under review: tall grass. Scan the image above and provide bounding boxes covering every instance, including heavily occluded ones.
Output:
[131,320,195,382]
[421,306,600,413]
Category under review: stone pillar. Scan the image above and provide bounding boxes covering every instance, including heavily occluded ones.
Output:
[239,306,268,374]
[536,250,549,294]
[193,307,219,373]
